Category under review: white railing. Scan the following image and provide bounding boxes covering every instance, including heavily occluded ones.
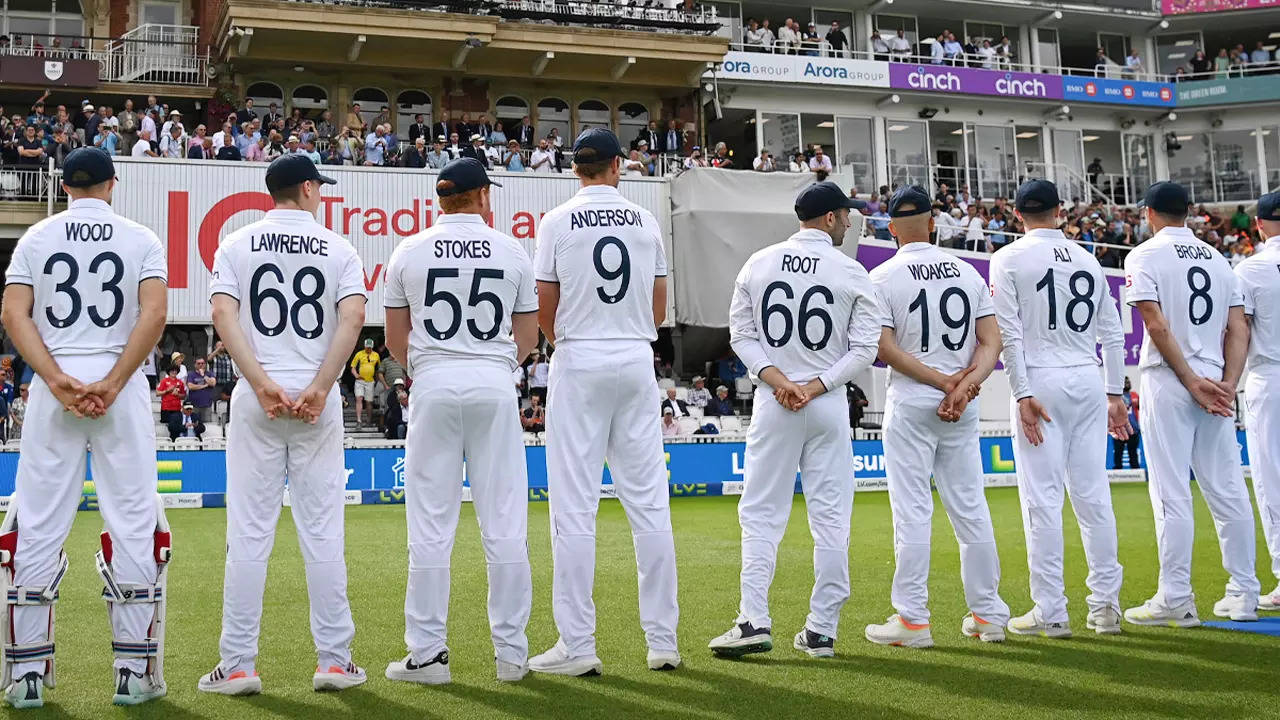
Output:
[4,26,208,87]
[284,0,719,32]
[0,163,55,205]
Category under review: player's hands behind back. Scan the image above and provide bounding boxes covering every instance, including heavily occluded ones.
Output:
[772,378,829,412]
[255,379,295,420]
[1106,395,1132,441]
[1187,376,1234,417]
[48,372,95,418]
[291,383,329,424]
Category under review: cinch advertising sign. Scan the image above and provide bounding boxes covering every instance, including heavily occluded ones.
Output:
[888,64,1063,101]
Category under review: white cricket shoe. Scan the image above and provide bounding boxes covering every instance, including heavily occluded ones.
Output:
[647,649,681,671]
[496,659,528,683]
[793,628,836,658]
[113,668,166,706]
[961,612,1005,643]
[529,640,603,677]
[385,651,450,685]
[1006,608,1072,638]
[197,665,262,696]
[4,672,43,709]
[1212,595,1258,622]
[1086,606,1123,635]
[1259,585,1280,611]
[708,621,773,657]
[864,614,934,648]
[1123,598,1200,628]
[314,662,367,691]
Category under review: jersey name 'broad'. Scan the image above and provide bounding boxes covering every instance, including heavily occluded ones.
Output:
[568,208,644,230]
[250,232,330,256]
[1174,242,1214,260]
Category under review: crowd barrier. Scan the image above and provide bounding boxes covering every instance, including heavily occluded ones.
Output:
[0,432,1251,512]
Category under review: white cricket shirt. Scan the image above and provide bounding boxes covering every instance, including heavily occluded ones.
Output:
[1235,236,1280,370]
[383,213,537,373]
[5,198,166,357]
[729,228,881,391]
[989,228,1125,399]
[1124,225,1243,372]
[209,208,366,377]
[534,184,666,349]
[870,241,993,399]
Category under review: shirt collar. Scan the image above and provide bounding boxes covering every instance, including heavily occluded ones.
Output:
[577,185,622,198]
[896,241,933,254]
[435,213,486,225]
[265,208,317,223]
[1156,225,1196,239]
[789,228,833,245]
[1260,236,1280,252]
[70,198,112,212]
[1023,227,1068,242]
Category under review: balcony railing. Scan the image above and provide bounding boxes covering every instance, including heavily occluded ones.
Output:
[282,0,720,34]
[3,26,209,87]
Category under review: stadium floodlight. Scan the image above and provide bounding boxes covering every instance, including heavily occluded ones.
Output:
[1037,10,1063,25]
[1043,104,1070,119]
[1150,19,1170,32]
[876,94,900,109]
[1157,111,1177,123]
[867,0,894,12]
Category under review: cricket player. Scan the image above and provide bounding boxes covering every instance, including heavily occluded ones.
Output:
[709,181,881,658]
[531,128,679,675]
[862,185,1010,648]
[382,158,538,684]
[989,179,1128,638]
[1123,181,1258,626]
[1236,191,1280,610]
[199,155,369,694]
[0,148,168,707]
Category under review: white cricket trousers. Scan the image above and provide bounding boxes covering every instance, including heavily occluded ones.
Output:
[402,363,530,667]
[1244,364,1280,585]
[220,377,354,672]
[737,387,855,637]
[883,390,1009,626]
[1140,365,1258,608]
[1009,366,1122,623]
[544,341,678,657]
[14,355,157,676]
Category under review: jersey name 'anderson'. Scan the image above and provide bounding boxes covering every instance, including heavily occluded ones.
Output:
[568,208,645,230]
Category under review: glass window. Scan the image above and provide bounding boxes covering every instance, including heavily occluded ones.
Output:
[617,102,649,144]
[1122,133,1153,206]
[536,98,570,141]
[1015,127,1042,183]
[886,119,929,189]
[705,1,741,43]
[835,117,875,194]
[760,112,800,167]
[970,125,1016,201]
[1097,32,1130,66]
[495,96,529,127]
[1212,129,1260,201]
[395,90,431,132]
[1154,32,1201,77]
[141,1,179,26]
[1263,126,1279,194]
[1052,128,1087,203]
[576,100,609,133]
[1165,132,1213,204]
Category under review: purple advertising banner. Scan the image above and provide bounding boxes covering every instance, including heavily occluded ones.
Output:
[889,63,1064,101]
[1161,0,1278,15]
[855,241,1143,365]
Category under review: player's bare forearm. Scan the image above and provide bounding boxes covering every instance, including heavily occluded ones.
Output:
[652,276,668,329]
[876,327,952,391]
[1135,301,1196,385]
[1222,305,1249,388]
[961,316,1002,386]
[384,306,411,368]
[1,284,64,383]
[101,278,167,392]
[211,294,275,390]
[536,280,560,346]
[306,295,367,392]
[512,312,539,364]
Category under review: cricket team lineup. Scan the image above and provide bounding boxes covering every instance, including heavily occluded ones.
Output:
[1,127,1278,709]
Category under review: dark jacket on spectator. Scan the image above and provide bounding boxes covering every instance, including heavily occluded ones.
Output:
[460,145,489,168]
[516,123,536,148]
[216,145,242,161]
[187,144,209,160]
[636,127,659,151]
[407,121,429,144]
[705,396,734,416]
[167,411,205,441]
[402,147,427,168]
[431,121,450,143]
[661,398,690,417]
[383,400,407,440]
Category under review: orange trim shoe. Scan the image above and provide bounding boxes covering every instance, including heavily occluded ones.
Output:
[314,662,367,691]
[197,666,262,696]
[961,612,1005,643]
[864,614,934,648]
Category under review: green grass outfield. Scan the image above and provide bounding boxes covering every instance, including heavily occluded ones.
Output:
[16,484,1280,720]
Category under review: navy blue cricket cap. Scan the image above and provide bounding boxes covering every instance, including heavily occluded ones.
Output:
[572,127,627,164]
[1141,181,1190,216]
[1256,191,1280,222]
[795,181,866,221]
[264,154,336,193]
[887,185,932,217]
[1014,179,1061,213]
[437,157,501,196]
[61,147,115,188]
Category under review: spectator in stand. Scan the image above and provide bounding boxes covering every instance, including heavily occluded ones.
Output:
[636,120,659,152]
[406,113,429,145]
[349,338,380,428]
[759,19,776,51]
[208,340,238,404]
[426,137,449,169]
[808,145,833,173]
[752,149,776,172]
[156,365,186,424]
[787,151,807,172]
[185,135,211,160]
[132,129,158,158]
[942,31,963,63]
[186,357,216,422]
[1250,41,1271,66]
[1094,241,1120,269]
[47,127,73,166]
[661,406,681,437]
[870,29,890,61]
[364,124,388,166]
[316,109,336,140]
[825,21,848,58]
[744,18,766,51]
[345,103,365,136]
[687,376,711,409]
[488,121,507,147]
[92,117,120,155]
[168,402,205,441]
[8,384,26,440]
[262,102,282,128]
[996,36,1014,66]
[932,202,956,245]
[869,204,891,240]
[285,135,302,155]
[403,136,428,168]
[515,115,536,148]
[622,149,646,177]
[384,388,410,440]
[930,32,946,64]
[82,103,101,146]
[659,118,684,155]
[778,18,801,54]
[987,211,1008,250]
[263,131,286,161]
[521,394,546,433]
[432,110,451,145]
[1124,48,1144,77]
[705,385,735,416]
[527,349,549,401]
[116,98,138,151]
[529,138,555,173]
[964,203,988,251]
[1189,49,1211,77]
[889,28,912,60]
[441,131,462,160]
[661,387,691,417]
[977,39,997,69]
[461,133,489,167]
[802,22,821,56]
[710,141,733,168]
[504,139,526,171]
[453,112,474,140]
[1113,376,1141,469]
[159,124,186,158]
[235,97,256,126]
[684,146,708,169]
[848,382,869,429]
[302,139,321,164]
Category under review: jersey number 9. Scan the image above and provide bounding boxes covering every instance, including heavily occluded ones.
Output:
[593,236,630,304]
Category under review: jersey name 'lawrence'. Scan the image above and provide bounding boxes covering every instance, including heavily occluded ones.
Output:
[906,259,962,282]
[250,232,330,255]
[568,207,645,230]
